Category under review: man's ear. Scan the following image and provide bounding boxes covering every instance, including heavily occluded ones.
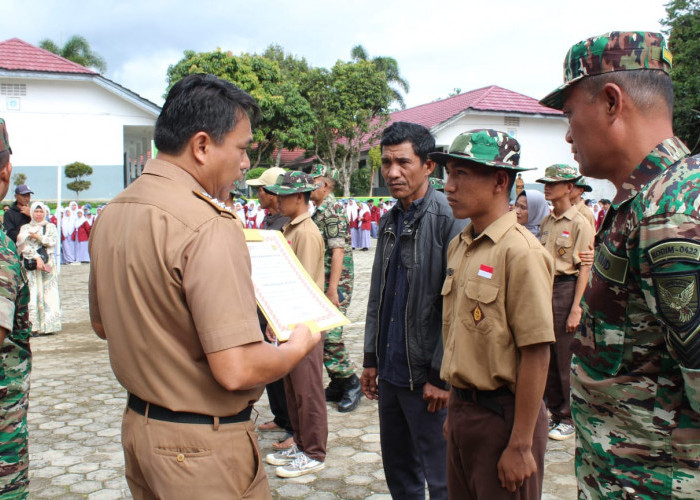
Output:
[602,82,624,120]
[424,159,437,176]
[190,132,211,166]
[0,161,12,184]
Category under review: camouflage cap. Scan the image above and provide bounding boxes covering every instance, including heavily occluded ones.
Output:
[309,164,340,182]
[574,176,593,192]
[0,118,11,154]
[428,129,533,172]
[429,177,445,190]
[263,171,319,196]
[540,31,672,110]
[536,164,582,184]
[246,167,286,187]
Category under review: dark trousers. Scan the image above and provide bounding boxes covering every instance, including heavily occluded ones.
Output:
[283,336,327,461]
[446,391,548,499]
[545,279,576,424]
[378,379,448,500]
[265,379,292,432]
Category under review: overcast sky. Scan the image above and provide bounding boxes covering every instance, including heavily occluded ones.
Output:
[1,0,667,108]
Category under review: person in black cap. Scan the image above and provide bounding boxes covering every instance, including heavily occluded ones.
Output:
[3,184,33,242]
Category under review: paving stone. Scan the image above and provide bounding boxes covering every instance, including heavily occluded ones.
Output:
[69,480,103,494]
[51,473,84,486]
[87,489,127,500]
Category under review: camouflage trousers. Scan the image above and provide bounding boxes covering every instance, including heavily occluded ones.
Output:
[0,394,29,499]
[324,279,355,380]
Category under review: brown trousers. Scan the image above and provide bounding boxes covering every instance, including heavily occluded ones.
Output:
[121,406,270,500]
[446,391,548,499]
[545,280,576,424]
[283,335,328,461]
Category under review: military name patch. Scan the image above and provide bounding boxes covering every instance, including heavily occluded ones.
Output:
[593,244,629,285]
[653,271,700,341]
[648,240,700,265]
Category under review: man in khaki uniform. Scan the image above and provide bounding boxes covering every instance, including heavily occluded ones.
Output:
[537,164,594,441]
[570,176,596,228]
[89,74,320,499]
[432,129,554,498]
[263,171,328,478]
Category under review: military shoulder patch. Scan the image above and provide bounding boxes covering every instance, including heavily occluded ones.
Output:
[653,271,700,359]
[326,221,340,238]
[647,239,700,265]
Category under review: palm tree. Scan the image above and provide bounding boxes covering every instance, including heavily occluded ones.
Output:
[39,35,107,73]
[351,44,409,109]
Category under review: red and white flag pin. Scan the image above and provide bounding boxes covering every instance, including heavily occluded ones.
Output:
[478,264,493,279]
[561,231,570,238]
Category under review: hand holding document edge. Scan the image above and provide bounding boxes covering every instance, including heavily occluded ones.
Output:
[244,229,349,342]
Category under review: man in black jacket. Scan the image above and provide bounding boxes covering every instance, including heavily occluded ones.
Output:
[361,121,466,499]
[3,184,32,242]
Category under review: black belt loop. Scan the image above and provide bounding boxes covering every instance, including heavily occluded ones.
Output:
[127,394,251,425]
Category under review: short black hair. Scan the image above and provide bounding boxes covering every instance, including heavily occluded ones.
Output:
[380,121,436,164]
[155,73,261,155]
[303,191,311,204]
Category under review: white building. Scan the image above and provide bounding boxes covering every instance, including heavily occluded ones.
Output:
[0,38,160,200]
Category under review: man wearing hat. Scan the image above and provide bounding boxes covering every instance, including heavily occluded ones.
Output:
[570,176,596,228]
[308,165,361,413]
[433,129,554,498]
[0,118,32,498]
[263,171,328,478]
[542,31,700,497]
[3,184,33,243]
[536,165,594,441]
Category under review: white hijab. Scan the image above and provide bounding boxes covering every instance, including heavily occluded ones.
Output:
[359,203,370,218]
[74,209,87,228]
[62,208,75,237]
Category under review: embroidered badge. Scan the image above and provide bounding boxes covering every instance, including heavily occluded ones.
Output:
[327,221,340,238]
[558,247,567,256]
[654,273,699,337]
[472,304,484,325]
[478,264,493,279]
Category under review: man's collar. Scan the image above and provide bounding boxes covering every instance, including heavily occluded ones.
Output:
[288,211,312,226]
[549,203,578,221]
[142,158,208,196]
[461,211,516,245]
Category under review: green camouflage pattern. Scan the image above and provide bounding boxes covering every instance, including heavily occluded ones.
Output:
[575,176,593,192]
[0,230,32,498]
[537,164,582,183]
[541,31,672,110]
[429,177,445,191]
[428,129,533,172]
[311,193,356,378]
[572,136,700,499]
[309,164,340,183]
[0,119,10,155]
[263,171,318,195]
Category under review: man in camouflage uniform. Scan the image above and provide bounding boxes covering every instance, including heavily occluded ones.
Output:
[541,31,700,498]
[0,118,32,499]
[309,165,361,413]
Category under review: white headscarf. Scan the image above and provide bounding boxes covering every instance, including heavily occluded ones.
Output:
[74,209,87,228]
[62,208,74,237]
[345,199,358,221]
[358,202,370,218]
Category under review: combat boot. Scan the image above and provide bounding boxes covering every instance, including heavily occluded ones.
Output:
[325,378,344,402]
[338,374,362,413]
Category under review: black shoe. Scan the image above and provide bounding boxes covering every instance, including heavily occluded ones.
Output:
[338,375,362,413]
[325,379,344,402]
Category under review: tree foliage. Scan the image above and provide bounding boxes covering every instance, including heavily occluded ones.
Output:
[351,44,410,109]
[663,0,700,153]
[12,173,26,187]
[350,167,372,196]
[64,161,93,199]
[39,35,107,73]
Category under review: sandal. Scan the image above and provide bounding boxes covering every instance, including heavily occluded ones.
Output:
[272,432,295,450]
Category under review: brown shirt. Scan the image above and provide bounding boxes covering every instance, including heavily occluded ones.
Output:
[89,159,263,416]
[575,200,596,228]
[283,212,325,289]
[539,205,594,276]
[441,211,555,391]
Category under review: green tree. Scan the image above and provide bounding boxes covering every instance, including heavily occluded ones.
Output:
[166,49,316,168]
[64,161,93,199]
[12,173,26,187]
[663,0,700,153]
[351,45,410,109]
[39,35,107,73]
[350,167,372,196]
[367,146,382,196]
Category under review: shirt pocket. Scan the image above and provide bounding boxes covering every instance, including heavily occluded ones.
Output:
[441,275,455,329]
[464,278,500,334]
[556,236,573,258]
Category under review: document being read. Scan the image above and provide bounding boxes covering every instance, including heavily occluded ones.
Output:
[244,229,349,342]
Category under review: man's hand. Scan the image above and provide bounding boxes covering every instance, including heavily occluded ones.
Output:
[19,205,30,217]
[284,323,320,356]
[325,287,340,308]
[578,242,594,267]
[497,443,537,493]
[361,367,379,400]
[264,325,277,343]
[566,305,582,333]
[423,382,449,413]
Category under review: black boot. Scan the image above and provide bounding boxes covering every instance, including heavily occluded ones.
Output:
[338,374,362,413]
[325,378,344,402]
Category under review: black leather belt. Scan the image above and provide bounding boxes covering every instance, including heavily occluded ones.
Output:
[453,386,512,418]
[554,275,577,283]
[127,394,251,425]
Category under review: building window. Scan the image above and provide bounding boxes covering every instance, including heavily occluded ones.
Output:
[1,83,26,97]
[504,116,520,127]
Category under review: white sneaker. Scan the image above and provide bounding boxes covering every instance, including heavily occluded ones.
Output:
[275,452,325,478]
[265,444,299,466]
[549,422,575,441]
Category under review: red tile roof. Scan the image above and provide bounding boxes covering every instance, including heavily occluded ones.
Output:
[0,38,96,74]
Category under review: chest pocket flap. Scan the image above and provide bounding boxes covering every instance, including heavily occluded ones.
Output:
[466,278,499,303]
[441,275,454,296]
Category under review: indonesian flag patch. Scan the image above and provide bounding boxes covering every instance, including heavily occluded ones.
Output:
[561,231,570,238]
[478,264,493,279]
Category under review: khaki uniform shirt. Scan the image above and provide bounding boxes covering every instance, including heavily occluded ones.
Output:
[89,159,263,416]
[441,211,555,392]
[540,205,594,276]
[283,212,325,289]
[575,200,596,229]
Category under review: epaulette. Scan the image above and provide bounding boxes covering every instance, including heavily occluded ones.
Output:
[193,191,235,218]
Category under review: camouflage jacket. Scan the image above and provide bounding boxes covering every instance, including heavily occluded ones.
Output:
[573,137,700,498]
[311,194,353,283]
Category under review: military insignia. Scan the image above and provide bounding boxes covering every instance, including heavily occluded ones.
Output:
[472,304,484,325]
[653,272,700,341]
[558,247,566,256]
[647,239,700,265]
[327,221,340,238]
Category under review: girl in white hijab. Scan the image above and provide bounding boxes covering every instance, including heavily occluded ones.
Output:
[61,207,76,263]
[357,202,371,250]
[74,208,91,263]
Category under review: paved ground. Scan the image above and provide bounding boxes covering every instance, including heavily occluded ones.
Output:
[26,246,577,498]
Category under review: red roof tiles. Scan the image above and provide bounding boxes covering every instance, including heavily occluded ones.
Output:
[0,38,96,74]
